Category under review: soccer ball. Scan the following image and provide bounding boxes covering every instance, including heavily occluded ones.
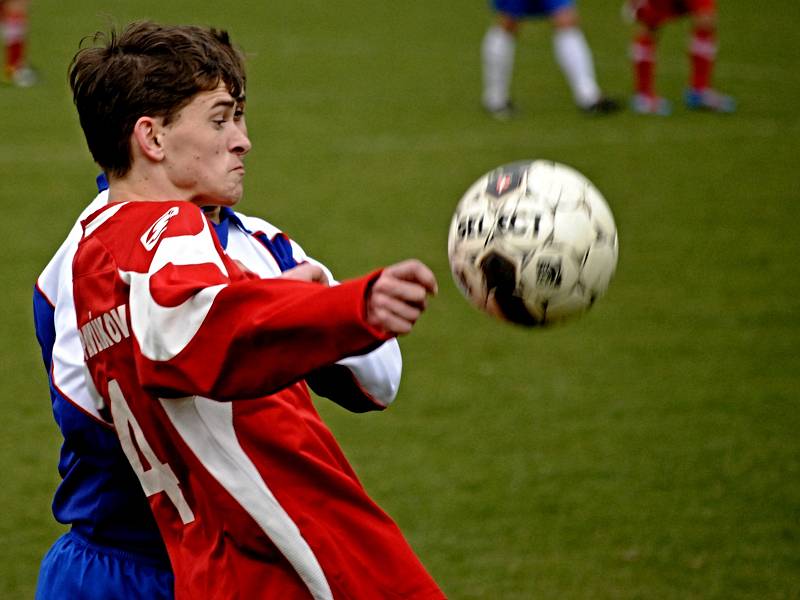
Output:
[447,160,618,326]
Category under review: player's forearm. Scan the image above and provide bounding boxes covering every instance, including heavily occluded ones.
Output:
[136,272,393,400]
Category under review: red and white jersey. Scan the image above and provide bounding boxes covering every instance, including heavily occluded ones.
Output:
[40,192,402,425]
[35,190,404,555]
[72,200,444,599]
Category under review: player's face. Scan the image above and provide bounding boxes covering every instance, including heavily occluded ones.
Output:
[159,82,251,207]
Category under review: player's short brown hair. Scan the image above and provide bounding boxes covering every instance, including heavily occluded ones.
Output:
[69,21,247,178]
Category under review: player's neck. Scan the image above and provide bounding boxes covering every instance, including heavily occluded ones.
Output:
[106,183,223,223]
[107,169,190,205]
[106,166,227,222]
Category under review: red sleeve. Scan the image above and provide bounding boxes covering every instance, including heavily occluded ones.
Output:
[139,271,391,400]
[75,201,391,401]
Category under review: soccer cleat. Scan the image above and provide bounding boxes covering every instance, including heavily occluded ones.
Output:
[684,88,736,113]
[583,96,621,115]
[4,65,38,88]
[484,101,516,121]
[630,93,672,116]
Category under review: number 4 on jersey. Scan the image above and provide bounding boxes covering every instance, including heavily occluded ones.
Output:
[108,379,195,524]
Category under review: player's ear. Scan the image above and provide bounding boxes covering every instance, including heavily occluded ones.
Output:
[132,116,165,162]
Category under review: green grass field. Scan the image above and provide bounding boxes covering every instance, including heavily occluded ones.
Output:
[1,0,798,597]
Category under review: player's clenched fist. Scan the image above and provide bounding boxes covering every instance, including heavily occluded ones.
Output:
[367,259,438,335]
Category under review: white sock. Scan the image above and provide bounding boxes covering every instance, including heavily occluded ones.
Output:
[482,25,516,110]
[553,27,601,108]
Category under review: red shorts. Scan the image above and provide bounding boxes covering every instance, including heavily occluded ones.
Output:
[632,0,716,28]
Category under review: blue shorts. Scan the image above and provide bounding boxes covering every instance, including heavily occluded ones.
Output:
[35,531,174,600]
[492,0,575,18]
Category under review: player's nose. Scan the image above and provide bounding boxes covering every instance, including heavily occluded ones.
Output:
[231,128,252,156]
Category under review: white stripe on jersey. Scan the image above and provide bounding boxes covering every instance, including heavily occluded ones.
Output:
[159,396,334,600]
[121,215,229,362]
[122,272,225,362]
[83,201,127,238]
[148,212,228,276]
[41,192,110,420]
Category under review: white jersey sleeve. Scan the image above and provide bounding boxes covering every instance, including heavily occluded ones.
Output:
[37,191,110,420]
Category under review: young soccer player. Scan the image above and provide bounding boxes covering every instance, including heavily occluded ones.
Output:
[481,0,619,117]
[37,20,444,599]
[0,0,36,86]
[625,0,736,114]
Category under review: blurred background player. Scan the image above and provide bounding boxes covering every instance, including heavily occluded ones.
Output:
[1,0,36,86]
[625,0,735,114]
[481,0,619,118]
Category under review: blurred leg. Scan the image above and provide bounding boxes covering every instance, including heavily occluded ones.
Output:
[2,0,36,86]
[2,0,27,72]
[550,5,603,108]
[631,27,656,97]
[630,2,671,114]
[688,11,717,91]
[482,14,519,116]
[684,3,735,111]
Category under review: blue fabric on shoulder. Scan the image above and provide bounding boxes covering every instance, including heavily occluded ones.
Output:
[96,172,109,192]
[216,207,298,272]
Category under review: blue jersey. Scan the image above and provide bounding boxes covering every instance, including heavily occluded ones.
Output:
[492,0,575,18]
